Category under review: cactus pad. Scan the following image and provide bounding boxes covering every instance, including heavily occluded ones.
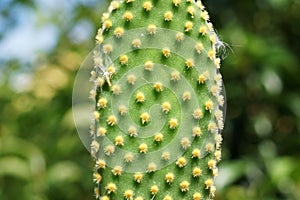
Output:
[89,0,226,199]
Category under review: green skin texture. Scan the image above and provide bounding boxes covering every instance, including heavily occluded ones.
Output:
[93,0,224,199]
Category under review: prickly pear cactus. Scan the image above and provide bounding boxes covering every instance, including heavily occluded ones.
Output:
[90,0,225,199]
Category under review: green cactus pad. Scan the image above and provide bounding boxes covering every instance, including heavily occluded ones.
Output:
[90,0,225,199]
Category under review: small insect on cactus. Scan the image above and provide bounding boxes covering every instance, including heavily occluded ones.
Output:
[90,0,225,199]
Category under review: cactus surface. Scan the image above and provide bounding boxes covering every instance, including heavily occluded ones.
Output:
[90,0,225,199]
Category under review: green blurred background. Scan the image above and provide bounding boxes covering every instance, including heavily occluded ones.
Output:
[0,0,299,199]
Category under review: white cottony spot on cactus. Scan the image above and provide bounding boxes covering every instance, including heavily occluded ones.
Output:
[103,19,112,30]
[176,32,184,42]
[171,71,180,81]
[169,118,178,129]
[218,95,225,106]
[193,109,203,119]
[162,48,171,57]
[164,11,173,21]
[192,167,202,178]
[192,148,201,158]
[181,137,191,149]
[193,192,202,200]
[93,127,101,138]
[211,85,221,96]
[205,143,214,153]
[124,153,134,162]
[214,74,223,86]
[134,172,143,183]
[205,99,214,112]
[185,58,194,69]
[105,183,117,194]
[135,92,145,103]
[210,186,217,197]
[120,55,128,65]
[104,145,115,156]
[153,82,163,92]
[100,195,109,200]
[214,58,221,69]
[114,135,124,146]
[91,140,99,153]
[108,65,116,76]
[215,150,222,161]
[165,172,175,184]
[205,179,214,189]
[150,185,159,195]
[111,84,121,95]
[180,181,190,192]
[173,0,181,7]
[106,115,117,126]
[93,111,100,120]
[208,159,216,170]
[143,1,153,12]
[124,11,133,21]
[132,39,142,48]
[139,143,148,153]
[103,44,113,54]
[112,165,122,176]
[208,121,217,133]
[154,133,164,142]
[163,195,173,200]
[215,134,223,149]
[199,25,207,36]
[185,21,193,32]
[97,98,107,109]
[198,71,209,84]
[127,74,136,85]
[176,157,187,168]
[144,61,154,71]
[147,24,157,35]
[210,34,217,44]
[124,190,134,200]
[208,50,216,60]
[182,91,191,101]
[161,151,170,161]
[128,125,138,137]
[140,112,150,124]
[95,34,103,44]
[213,168,219,177]
[118,105,128,115]
[201,10,209,21]
[187,6,195,16]
[147,162,157,173]
[192,126,202,137]
[114,27,124,38]
[161,102,171,114]
[111,1,119,10]
[94,188,100,199]
[96,77,104,87]
[96,159,106,169]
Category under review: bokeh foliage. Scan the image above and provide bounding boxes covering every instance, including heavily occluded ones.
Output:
[0,0,299,199]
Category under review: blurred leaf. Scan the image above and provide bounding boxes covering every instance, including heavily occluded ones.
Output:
[47,161,82,184]
[0,156,30,180]
[268,157,296,184]
[216,160,248,188]
[0,136,46,175]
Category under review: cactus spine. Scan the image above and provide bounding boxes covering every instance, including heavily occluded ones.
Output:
[90,0,225,199]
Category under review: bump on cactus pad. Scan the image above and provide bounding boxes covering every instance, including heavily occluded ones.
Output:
[89,0,226,199]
